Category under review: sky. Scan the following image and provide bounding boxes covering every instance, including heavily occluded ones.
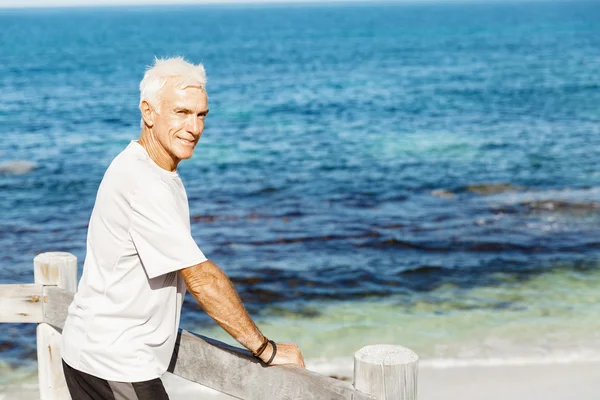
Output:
[0,0,569,8]
[0,0,398,7]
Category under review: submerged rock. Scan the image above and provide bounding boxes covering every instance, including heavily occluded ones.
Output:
[467,183,523,195]
[433,183,524,198]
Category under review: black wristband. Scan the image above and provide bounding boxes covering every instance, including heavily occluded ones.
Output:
[253,336,269,358]
[266,340,277,365]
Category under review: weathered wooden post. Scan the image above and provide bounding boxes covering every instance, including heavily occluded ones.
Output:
[34,252,78,400]
[353,344,418,400]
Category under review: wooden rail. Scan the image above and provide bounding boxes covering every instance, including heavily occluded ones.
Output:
[0,252,419,400]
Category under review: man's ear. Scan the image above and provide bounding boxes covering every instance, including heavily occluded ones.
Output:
[140,100,155,128]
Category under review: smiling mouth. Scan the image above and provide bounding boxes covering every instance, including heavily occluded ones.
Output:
[178,137,196,146]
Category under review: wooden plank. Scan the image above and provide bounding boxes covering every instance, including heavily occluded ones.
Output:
[354,345,419,400]
[0,284,43,323]
[169,330,374,400]
[43,286,74,329]
[37,323,71,400]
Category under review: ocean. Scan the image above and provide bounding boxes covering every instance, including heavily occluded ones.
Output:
[1,0,600,388]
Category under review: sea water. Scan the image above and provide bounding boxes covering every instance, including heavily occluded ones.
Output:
[1,0,599,385]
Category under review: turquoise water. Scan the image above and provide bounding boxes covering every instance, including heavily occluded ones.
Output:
[1,0,600,383]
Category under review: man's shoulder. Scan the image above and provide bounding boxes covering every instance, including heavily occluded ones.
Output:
[106,143,163,185]
[102,142,186,208]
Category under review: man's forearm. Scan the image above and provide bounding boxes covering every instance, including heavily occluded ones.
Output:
[179,260,265,354]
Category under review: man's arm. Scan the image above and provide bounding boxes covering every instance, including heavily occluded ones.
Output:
[179,259,305,367]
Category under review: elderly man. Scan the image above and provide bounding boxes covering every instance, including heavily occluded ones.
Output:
[61,57,304,400]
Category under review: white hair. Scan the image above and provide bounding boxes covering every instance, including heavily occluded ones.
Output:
[139,57,207,126]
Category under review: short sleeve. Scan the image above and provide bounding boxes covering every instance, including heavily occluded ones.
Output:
[129,178,207,279]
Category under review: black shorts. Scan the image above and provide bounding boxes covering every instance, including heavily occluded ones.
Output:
[62,359,169,400]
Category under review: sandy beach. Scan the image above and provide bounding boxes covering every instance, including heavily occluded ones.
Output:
[3,361,598,400]
[419,362,600,400]
[165,361,600,400]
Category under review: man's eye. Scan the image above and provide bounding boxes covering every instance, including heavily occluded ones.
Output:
[176,110,186,115]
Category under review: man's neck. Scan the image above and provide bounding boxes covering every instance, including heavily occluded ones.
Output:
[138,128,178,172]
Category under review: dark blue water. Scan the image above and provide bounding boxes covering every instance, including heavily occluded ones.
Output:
[1,0,600,378]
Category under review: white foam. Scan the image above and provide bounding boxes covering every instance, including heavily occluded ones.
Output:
[304,356,354,379]
[418,349,600,369]
[0,160,36,175]
[302,347,600,377]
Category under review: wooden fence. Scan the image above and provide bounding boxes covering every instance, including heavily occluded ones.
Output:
[0,252,418,400]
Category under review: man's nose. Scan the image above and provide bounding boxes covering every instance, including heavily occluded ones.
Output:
[186,116,203,136]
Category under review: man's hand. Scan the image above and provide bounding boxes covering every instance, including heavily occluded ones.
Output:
[258,341,305,368]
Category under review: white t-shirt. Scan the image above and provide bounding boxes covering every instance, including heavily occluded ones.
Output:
[61,141,207,382]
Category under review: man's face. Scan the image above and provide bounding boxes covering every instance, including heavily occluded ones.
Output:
[153,84,208,162]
